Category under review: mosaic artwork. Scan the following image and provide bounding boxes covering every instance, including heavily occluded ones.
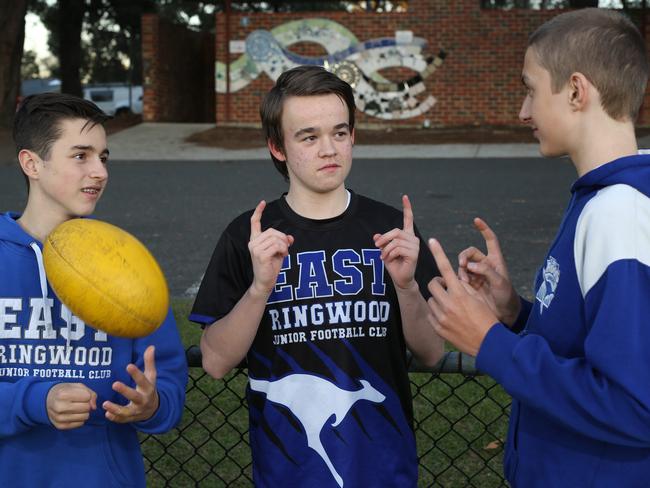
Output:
[216,18,446,120]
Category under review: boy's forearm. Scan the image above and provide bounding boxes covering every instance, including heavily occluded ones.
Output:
[0,379,56,438]
[200,286,269,379]
[396,282,445,367]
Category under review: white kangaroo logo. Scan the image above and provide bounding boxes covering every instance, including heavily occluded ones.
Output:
[249,374,386,487]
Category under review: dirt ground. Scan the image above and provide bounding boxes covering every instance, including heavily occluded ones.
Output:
[104,113,143,135]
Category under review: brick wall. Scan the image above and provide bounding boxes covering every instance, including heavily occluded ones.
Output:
[214,1,558,127]
[144,1,650,126]
[142,14,215,122]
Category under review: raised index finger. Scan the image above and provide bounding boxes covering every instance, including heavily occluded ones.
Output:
[474,217,503,258]
[428,238,461,292]
[402,195,414,234]
[250,200,266,240]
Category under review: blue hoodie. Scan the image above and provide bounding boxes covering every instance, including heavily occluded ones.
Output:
[0,212,188,488]
[476,154,650,487]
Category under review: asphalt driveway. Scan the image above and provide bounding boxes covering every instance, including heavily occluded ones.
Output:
[1,156,574,298]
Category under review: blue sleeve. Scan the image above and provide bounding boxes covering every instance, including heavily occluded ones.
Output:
[477,260,650,447]
[132,308,188,434]
[0,378,55,437]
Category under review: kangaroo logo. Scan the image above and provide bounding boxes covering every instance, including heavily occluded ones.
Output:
[249,374,385,487]
[536,256,560,314]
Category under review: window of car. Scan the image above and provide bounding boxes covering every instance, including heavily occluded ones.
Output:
[89,90,114,102]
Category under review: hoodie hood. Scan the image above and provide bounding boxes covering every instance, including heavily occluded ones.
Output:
[572,153,650,197]
[0,212,52,337]
[0,212,37,247]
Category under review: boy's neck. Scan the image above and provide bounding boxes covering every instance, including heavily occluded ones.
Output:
[570,116,638,177]
[285,185,348,220]
[17,201,68,243]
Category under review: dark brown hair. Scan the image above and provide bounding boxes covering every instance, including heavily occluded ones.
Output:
[260,65,356,180]
[13,92,110,189]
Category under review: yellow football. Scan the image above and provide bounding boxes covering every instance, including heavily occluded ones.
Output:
[43,219,169,338]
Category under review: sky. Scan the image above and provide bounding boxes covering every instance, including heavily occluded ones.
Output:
[24,13,51,60]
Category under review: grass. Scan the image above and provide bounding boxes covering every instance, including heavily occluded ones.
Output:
[141,299,511,487]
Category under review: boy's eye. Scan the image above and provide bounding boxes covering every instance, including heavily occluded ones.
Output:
[73,153,85,160]
[303,136,316,142]
[100,156,109,164]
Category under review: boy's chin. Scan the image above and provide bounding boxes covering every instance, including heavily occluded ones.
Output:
[70,205,100,219]
[538,142,567,159]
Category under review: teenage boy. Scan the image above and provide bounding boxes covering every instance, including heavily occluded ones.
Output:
[425,8,650,487]
[191,65,444,487]
[0,93,188,487]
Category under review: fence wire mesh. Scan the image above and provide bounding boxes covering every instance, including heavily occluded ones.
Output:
[141,347,511,487]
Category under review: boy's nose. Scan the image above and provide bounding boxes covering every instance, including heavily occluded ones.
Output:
[89,157,108,180]
[519,97,532,124]
[318,136,337,157]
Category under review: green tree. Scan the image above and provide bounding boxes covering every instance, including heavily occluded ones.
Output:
[30,0,154,88]
[24,0,454,94]
[81,0,154,85]
[21,50,41,80]
[154,0,399,29]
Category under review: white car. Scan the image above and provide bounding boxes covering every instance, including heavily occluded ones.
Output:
[83,85,143,116]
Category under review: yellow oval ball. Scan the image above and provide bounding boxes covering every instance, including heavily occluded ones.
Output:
[43,219,169,338]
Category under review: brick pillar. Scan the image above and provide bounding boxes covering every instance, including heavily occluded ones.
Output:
[141,13,159,122]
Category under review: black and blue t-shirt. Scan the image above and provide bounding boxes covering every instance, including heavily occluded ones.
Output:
[190,191,438,487]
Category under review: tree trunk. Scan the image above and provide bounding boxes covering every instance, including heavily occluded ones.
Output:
[0,1,28,129]
[58,0,85,97]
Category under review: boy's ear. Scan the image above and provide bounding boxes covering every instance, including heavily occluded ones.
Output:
[17,149,41,180]
[268,140,286,162]
[568,72,591,112]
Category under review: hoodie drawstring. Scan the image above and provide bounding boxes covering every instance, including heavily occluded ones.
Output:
[30,242,71,350]
[29,242,48,301]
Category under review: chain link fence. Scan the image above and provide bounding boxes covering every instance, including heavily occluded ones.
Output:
[140,347,511,487]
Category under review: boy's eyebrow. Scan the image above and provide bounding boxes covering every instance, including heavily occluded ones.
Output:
[70,144,110,156]
[293,123,350,139]
[293,127,317,139]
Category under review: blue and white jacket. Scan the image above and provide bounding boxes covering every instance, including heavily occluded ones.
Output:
[0,212,188,487]
[477,154,650,487]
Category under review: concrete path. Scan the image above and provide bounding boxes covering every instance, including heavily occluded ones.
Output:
[5,122,649,163]
[108,123,543,161]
